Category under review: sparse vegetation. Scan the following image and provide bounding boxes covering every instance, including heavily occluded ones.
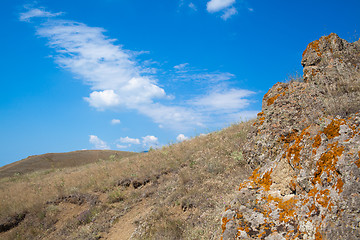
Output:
[285,72,304,83]
[324,72,360,117]
[0,120,253,239]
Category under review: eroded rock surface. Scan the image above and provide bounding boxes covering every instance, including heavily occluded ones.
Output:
[222,34,360,240]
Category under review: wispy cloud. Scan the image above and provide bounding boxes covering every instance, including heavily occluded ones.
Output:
[89,135,110,149]
[116,144,129,149]
[174,63,189,71]
[20,6,258,132]
[19,7,63,22]
[221,7,238,20]
[206,0,238,20]
[20,6,202,130]
[118,136,141,145]
[176,72,235,83]
[191,88,255,112]
[189,3,197,11]
[111,119,121,125]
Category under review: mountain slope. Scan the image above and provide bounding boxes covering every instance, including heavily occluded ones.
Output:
[0,150,136,179]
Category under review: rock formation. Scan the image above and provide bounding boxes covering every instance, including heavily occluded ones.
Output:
[222,33,360,240]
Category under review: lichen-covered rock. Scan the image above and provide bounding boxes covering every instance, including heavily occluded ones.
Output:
[222,34,360,240]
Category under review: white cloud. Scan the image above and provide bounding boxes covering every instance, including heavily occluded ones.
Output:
[221,7,238,20]
[142,135,158,148]
[176,134,188,142]
[176,72,234,83]
[20,7,203,130]
[118,136,140,145]
[189,3,197,11]
[19,8,63,22]
[191,88,255,112]
[84,90,120,110]
[116,144,129,149]
[89,135,110,149]
[111,119,121,125]
[20,6,259,131]
[174,63,189,70]
[207,0,236,13]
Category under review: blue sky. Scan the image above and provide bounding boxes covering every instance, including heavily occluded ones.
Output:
[1,0,359,166]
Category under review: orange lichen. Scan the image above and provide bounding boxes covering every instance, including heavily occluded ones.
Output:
[335,178,344,193]
[245,168,273,191]
[259,170,273,191]
[284,128,310,169]
[315,226,323,240]
[316,189,330,208]
[267,92,285,106]
[267,195,298,222]
[323,119,345,139]
[313,135,322,148]
[303,39,321,57]
[289,179,297,193]
[259,116,265,125]
[221,217,231,233]
[356,152,360,168]
[313,142,344,185]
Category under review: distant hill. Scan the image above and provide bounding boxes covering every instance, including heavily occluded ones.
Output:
[0,150,136,178]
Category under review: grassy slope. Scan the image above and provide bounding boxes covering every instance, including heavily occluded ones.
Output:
[0,120,253,240]
[0,150,136,179]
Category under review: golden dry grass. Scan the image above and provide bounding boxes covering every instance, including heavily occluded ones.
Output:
[0,120,254,240]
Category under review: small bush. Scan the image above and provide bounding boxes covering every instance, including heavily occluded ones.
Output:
[107,189,125,203]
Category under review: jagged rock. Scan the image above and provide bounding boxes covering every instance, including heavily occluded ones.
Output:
[222,34,360,240]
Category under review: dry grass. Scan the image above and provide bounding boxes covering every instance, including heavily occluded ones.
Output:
[0,150,136,178]
[0,120,254,239]
[324,72,360,117]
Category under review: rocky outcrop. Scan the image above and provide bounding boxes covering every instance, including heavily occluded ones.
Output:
[222,34,360,240]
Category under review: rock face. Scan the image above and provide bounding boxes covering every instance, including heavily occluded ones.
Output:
[222,34,360,240]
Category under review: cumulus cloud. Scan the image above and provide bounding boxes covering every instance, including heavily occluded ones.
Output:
[142,135,158,148]
[118,136,140,145]
[176,134,188,142]
[89,135,110,149]
[84,90,120,110]
[206,0,235,13]
[111,119,121,125]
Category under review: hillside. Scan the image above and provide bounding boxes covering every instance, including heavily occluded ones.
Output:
[0,33,359,240]
[0,150,136,179]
